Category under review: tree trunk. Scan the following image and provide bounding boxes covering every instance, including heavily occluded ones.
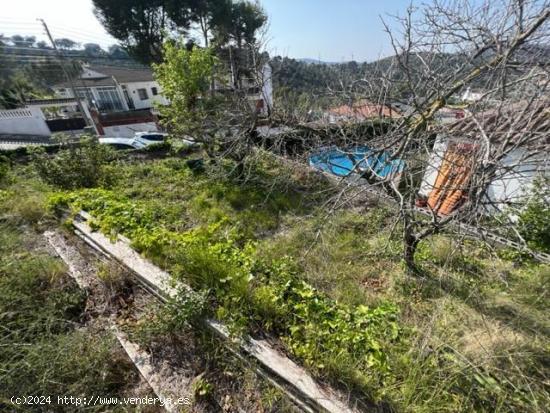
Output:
[403,228,420,275]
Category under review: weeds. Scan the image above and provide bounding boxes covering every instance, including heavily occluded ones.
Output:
[515,176,550,253]
[51,187,403,401]
[0,155,8,183]
[38,154,550,411]
[0,223,136,412]
[31,136,116,189]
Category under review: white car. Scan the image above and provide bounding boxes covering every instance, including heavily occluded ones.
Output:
[99,132,196,150]
[134,132,197,146]
[99,132,168,150]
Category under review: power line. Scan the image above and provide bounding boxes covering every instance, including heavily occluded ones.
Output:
[38,18,93,130]
[2,49,136,61]
[1,21,117,46]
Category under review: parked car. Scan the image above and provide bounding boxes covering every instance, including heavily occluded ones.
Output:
[133,132,168,142]
[134,132,197,146]
[99,132,168,150]
[99,132,197,150]
[98,137,146,150]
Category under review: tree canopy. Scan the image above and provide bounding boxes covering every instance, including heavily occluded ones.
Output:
[92,0,267,64]
[54,38,79,50]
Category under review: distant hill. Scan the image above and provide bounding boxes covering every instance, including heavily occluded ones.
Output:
[271,45,546,109]
[297,58,344,65]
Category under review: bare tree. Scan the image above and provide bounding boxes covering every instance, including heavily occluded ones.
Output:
[274,0,549,272]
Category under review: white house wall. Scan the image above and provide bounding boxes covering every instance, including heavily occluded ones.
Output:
[0,107,51,136]
[54,81,167,112]
[418,134,448,198]
[483,150,548,213]
[418,134,548,215]
[121,81,168,110]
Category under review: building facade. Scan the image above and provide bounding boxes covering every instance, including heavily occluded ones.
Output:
[53,65,168,113]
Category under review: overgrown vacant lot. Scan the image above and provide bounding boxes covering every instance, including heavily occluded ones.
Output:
[3,145,549,412]
[0,207,153,412]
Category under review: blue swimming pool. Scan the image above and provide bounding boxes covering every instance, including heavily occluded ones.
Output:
[309,146,405,178]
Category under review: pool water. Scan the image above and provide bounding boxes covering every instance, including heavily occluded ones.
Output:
[309,146,405,178]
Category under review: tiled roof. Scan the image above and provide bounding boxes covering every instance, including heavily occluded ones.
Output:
[328,100,401,120]
[54,65,154,88]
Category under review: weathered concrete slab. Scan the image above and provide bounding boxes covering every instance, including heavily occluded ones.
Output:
[44,230,96,290]
[113,328,193,413]
[45,228,194,413]
[73,216,180,299]
[73,212,366,413]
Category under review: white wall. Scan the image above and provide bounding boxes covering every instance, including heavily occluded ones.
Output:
[121,81,168,110]
[0,107,51,136]
[54,81,169,112]
[102,121,159,138]
[418,134,547,214]
[484,150,547,213]
[261,63,274,114]
[418,134,448,197]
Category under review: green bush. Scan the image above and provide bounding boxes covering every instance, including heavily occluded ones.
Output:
[517,177,550,253]
[0,155,8,183]
[32,137,116,189]
[143,140,171,152]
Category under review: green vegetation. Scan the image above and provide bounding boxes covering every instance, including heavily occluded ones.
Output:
[153,42,218,141]
[517,176,550,253]
[31,137,117,189]
[0,155,8,182]
[93,0,266,65]
[31,143,547,412]
[0,182,141,412]
[1,143,546,412]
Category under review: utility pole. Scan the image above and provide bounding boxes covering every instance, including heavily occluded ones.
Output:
[38,18,95,132]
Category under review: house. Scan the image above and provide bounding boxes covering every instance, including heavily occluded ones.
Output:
[54,62,274,116]
[326,100,401,123]
[417,101,549,216]
[217,62,274,116]
[53,64,168,112]
[0,97,162,140]
[0,98,94,138]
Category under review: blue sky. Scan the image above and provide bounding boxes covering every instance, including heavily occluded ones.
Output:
[1,0,418,62]
[261,0,415,62]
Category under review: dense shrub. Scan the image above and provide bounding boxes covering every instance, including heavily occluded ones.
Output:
[517,177,550,253]
[32,137,116,189]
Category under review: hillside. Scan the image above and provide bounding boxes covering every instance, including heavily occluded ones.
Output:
[1,142,548,412]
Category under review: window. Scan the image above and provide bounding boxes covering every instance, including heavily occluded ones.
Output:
[137,88,148,100]
[95,86,124,111]
[151,87,158,96]
[140,134,164,142]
